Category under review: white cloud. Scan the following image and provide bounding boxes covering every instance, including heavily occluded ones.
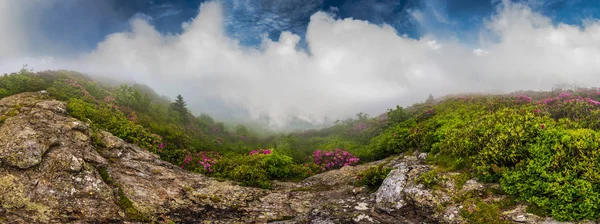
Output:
[2,1,600,128]
[473,48,489,56]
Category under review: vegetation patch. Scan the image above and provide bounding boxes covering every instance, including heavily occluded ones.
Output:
[355,164,392,190]
[461,199,511,224]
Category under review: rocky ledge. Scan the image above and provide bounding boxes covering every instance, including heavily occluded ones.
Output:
[0,92,595,224]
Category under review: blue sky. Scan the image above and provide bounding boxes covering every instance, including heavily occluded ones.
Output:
[30,0,600,55]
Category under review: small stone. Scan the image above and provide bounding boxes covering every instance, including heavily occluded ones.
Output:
[355,202,369,211]
[71,121,88,132]
[417,153,428,160]
[461,179,484,192]
[514,214,527,222]
[69,156,83,172]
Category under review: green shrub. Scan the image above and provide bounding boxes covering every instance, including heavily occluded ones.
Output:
[501,128,600,221]
[66,98,163,154]
[356,164,392,190]
[417,170,439,188]
[210,150,309,188]
[369,119,416,160]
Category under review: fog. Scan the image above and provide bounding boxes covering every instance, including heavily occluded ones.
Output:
[1,0,600,128]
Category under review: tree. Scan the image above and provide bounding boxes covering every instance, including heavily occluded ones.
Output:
[235,124,249,136]
[115,84,150,111]
[425,94,435,104]
[171,94,188,122]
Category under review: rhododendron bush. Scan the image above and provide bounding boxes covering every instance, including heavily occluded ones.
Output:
[181,151,220,173]
[312,149,360,171]
[371,88,600,221]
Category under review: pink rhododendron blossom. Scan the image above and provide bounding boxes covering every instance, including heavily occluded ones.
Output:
[249,149,272,155]
[311,149,359,171]
[181,151,220,172]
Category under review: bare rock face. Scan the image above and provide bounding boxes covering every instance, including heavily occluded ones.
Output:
[0,93,122,223]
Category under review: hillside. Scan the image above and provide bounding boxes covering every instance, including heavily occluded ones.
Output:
[2,69,600,223]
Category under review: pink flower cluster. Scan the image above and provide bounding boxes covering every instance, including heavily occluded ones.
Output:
[354,123,367,131]
[249,149,272,155]
[181,151,220,172]
[312,149,360,171]
[103,96,115,103]
[514,95,532,103]
[558,92,571,99]
[537,94,600,107]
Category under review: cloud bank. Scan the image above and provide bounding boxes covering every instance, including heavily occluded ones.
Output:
[1,0,600,128]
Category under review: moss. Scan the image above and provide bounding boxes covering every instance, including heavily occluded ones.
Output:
[210,195,222,203]
[194,193,208,199]
[0,174,50,222]
[267,216,295,222]
[96,167,150,221]
[5,109,18,117]
[117,187,150,221]
[461,199,511,224]
[97,167,113,185]
[0,115,7,125]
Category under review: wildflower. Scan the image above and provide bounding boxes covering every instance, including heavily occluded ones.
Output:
[540,124,546,129]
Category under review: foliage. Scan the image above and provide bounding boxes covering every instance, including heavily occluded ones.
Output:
[500,128,600,221]
[417,170,439,188]
[181,151,221,173]
[460,199,511,224]
[355,164,392,190]
[208,149,310,188]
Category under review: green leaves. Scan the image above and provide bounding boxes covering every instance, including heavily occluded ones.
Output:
[355,164,392,190]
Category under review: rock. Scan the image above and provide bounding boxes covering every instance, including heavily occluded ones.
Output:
[100,131,125,150]
[35,100,67,114]
[417,153,428,160]
[71,121,88,132]
[502,205,542,223]
[375,162,410,213]
[461,179,483,192]
[355,202,369,210]
[0,127,50,169]
[69,155,83,172]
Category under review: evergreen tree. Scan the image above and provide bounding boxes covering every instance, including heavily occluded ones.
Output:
[425,94,435,104]
[171,94,188,122]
